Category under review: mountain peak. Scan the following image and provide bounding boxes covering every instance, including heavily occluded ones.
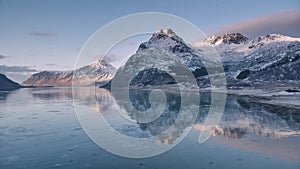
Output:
[22,59,116,87]
[194,33,300,48]
[222,33,249,44]
[203,33,249,45]
[253,33,300,43]
[137,28,186,51]
[151,28,184,42]
[154,28,177,37]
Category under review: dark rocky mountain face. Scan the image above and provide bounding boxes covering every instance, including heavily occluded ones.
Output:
[0,73,21,90]
[240,42,300,83]
[130,68,177,87]
[221,33,249,44]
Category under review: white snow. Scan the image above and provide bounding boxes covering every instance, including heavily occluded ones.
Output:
[192,33,300,63]
[155,28,177,38]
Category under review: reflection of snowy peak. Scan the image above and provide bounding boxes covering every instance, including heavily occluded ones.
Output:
[195,94,300,139]
[23,60,116,86]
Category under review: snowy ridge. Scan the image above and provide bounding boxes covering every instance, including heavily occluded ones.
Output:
[73,60,116,86]
[193,33,300,87]
[23,60,116,86]
[113,29,300,88]
[23,29,300,88]
[193,33,300,56]
[154,29,180,39]
[138,28,185,52]
[252,34,300,44]
[193,33,300,63]
[194,33,300,47]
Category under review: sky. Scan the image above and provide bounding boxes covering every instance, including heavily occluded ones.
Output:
[0,0,299,83]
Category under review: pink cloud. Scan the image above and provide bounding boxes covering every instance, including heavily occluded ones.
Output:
[215,9,300,38]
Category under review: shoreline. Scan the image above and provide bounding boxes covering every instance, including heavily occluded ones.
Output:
[6,85,299,110]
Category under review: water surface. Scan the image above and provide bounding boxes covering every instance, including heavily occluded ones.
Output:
[0,88,299,169]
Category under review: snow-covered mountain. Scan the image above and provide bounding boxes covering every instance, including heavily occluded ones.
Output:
[110,29,206,88]
[23,29,300,89]
[193,33,300,87]
[73,60,116,86]
[0,73,21,90]
[22,60,116,87]
[137,28,205,71]
[110,29,300,89]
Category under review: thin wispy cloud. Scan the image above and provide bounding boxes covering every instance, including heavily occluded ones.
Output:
[29,31,56,37]
[0,65,38,73]
[0,54,10,59]
[45,63,58,66]
[215,9,300,38]
[44,63,71,69]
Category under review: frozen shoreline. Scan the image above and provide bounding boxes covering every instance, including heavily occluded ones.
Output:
[124,85,300,110]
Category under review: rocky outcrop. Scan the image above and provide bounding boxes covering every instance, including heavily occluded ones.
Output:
[0,73,21,90]
[202,33,249,45]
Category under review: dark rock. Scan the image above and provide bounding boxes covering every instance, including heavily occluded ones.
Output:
[130,68,176,87]
[222,33,249,44]
[0,73,21,91]
[237,70,250,80]
[285,89,300,93]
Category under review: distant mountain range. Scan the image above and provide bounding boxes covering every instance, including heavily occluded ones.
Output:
[194,32,300,88]
[0,73,21,90]
[111,29,300,89]
[2,29,299,90]
[22,60,116,87]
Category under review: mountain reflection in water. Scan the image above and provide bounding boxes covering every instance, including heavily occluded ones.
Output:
[1,87,299,169]
[72,88,300,142]
[26,88,300,142]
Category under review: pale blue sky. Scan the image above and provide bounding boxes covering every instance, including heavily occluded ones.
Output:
[0,0,299,82]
